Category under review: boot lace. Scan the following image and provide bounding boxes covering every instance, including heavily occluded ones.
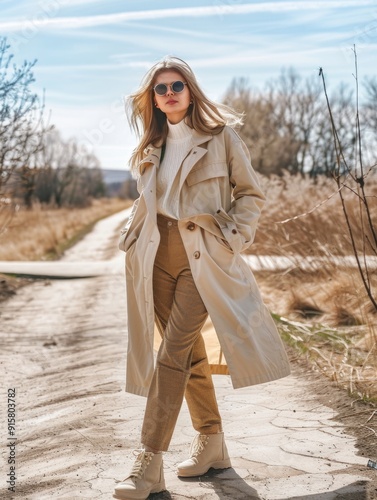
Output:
[191,435,209,458]
[128,449,153,480]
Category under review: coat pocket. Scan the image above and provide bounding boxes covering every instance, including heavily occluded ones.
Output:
[119,232,138,253]
[213,208,243,254]
[186,162,228,186]
[214,235,233,252]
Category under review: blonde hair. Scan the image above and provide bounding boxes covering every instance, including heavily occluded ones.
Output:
[126,56,243,174]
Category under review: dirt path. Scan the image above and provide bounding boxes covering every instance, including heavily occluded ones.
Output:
[1,210,376,499]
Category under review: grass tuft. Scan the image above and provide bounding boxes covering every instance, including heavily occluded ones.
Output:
[273,313,377,401]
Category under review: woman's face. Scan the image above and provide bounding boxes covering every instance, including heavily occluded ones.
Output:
[153,70,191,124]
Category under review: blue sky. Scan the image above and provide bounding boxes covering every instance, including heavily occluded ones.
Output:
[1,0,376,170]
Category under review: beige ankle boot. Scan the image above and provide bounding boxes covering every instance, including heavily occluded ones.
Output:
[113,449,165,499]
[177,432,231,477]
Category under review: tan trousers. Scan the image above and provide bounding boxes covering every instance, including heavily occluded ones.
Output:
[141,214,222,451]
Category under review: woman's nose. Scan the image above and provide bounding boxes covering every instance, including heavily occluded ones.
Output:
[166,85,174,95]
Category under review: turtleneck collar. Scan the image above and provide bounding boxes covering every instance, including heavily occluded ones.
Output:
[167,119,192,141]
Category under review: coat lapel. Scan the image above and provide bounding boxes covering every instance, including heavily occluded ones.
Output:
[140,132,213,212]
[178,132,212,192]
[139,147,162,219]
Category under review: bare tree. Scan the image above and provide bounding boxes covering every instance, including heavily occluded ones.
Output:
[223,68,356,178]
[32,129,105,207]
[363,76,377,168]
[319,48,377,312]
[364,76,377,132]
[63,150,106,207]
[223,78,295,175]
[0,37,47,224]
[0,38,46,192]
[310,83,356,176]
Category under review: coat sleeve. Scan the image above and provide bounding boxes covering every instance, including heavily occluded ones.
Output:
[213,127,266,253]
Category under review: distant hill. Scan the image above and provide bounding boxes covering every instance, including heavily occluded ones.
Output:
[101,168,137,199]
[101,168,133,185]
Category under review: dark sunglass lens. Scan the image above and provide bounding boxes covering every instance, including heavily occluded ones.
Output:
[155,84,168,95]
[172,81,184,93]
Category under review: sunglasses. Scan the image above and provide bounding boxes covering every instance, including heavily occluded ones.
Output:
[153,81,187,96]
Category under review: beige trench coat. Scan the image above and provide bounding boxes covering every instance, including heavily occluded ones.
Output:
[119,126,290,397]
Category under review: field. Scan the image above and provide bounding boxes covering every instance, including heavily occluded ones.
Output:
[0,198,132,261]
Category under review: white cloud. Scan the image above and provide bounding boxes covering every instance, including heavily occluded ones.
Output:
[1,1,376,32]
[56,0,106,5]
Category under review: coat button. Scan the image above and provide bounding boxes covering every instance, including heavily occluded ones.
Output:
[187,222,196,231]
[193,251,200,259]
[232,229,237,234]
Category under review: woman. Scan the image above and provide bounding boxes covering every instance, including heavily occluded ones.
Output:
[114,56,290,500]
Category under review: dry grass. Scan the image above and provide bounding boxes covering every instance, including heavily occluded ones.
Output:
[258,268,376,327]
[252,172,377,401]
[275,313,377,402]
[254,172,377,258]
[0,198,132,261]
[257,268,377,400]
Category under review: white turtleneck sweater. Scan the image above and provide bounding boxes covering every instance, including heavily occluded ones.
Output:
[156,119,193,219]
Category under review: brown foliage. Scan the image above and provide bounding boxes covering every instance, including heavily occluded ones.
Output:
[253,172,377,258]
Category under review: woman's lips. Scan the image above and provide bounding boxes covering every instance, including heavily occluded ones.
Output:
[166,99,178,104]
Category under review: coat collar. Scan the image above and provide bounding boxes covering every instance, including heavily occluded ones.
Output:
[140,130,213,174]
[139,147,162,175]
[190,129,213,149]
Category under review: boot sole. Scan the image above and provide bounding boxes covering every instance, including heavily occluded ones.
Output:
[177,458,232,478]
[112,481,166,500]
